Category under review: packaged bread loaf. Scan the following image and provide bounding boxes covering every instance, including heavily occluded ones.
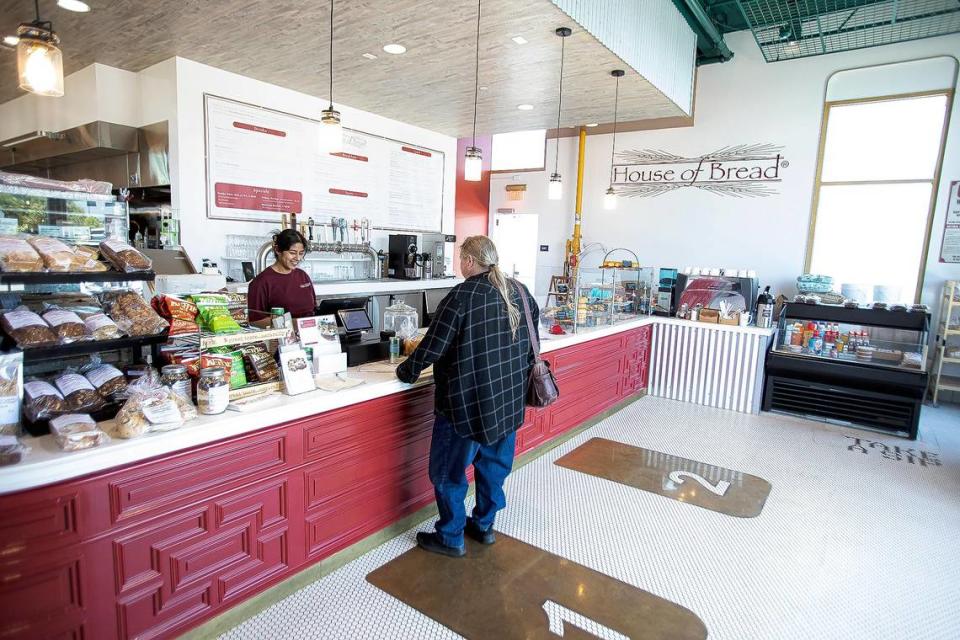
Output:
[23,379,67,421]
[54,372,104,413]
[49,414,109,451]
[101,290,168,336]
[0,235,43,272]
[69,244,108,272]
[1,306,58,348]
[42,307,90,344]
[0,352,23,436]
[0,434,27,466]
[99,239,152,272]
[111,378,196,438]
[27,236,74,271]
[84,363,128,399]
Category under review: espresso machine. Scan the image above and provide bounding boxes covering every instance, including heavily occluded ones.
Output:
[421,232,457,278]
[388,234,419,280]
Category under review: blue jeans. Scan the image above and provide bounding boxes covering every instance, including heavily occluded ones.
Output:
[428,413,517,548]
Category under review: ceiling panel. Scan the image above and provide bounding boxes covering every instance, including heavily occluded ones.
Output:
[0,0,688,136]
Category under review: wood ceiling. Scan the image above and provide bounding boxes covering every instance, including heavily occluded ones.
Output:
[0,0,689,137]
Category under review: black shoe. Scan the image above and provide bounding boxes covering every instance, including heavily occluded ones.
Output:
[465,518,496,545]
[416,531,465,557]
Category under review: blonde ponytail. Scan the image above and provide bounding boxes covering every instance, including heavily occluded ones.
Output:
[460,236,522,338]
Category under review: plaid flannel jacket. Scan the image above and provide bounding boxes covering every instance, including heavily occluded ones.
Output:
[396,273,539,445]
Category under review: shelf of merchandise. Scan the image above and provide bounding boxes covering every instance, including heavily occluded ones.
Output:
[14,332,169,363]
[171,326,292,350]
[930,280,960,406]
[0,270,155,286]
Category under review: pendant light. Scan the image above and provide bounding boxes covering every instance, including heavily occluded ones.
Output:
[548,27,571,201]
[16,0,64,97]
[604,69,624,211]
[463,0,483,182]
[318,0,343,153]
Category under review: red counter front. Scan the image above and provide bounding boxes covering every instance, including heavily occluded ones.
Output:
[0,325,651,640]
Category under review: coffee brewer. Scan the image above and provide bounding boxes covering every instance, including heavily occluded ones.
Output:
[421,232,456,278]
[388,234,419,280]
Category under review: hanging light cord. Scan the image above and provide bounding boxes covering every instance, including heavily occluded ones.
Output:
[554,33,566,175]
[328,0,334,109]
[471,0,481,148]
[34,0,40,22]
[609,74,620,171]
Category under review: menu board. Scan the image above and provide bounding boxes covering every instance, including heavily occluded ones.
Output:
[204,95,444,232]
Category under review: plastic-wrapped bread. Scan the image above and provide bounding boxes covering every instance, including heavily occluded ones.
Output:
[54,372,105,413]
[0,235,43,272]
[101,290,168,336]
[0,306,58,348]
[99,239,152,272]
[49,414,109,451]
[41,307,90,344]
[70,245,109,272]
[27,236,74,271]
[22,379,67,422]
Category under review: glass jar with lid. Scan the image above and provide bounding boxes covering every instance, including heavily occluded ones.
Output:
[160,364,192,404]
[197,367,229,415]
[383,299,418,340]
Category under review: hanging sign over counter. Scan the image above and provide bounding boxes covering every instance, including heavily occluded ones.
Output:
[610,143,789,198]
[939,180,960,264]
[204,95,444,232]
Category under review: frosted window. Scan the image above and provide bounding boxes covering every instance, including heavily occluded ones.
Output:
[810,183,932,302]
[821,95,948,182]
[492,130,546,171]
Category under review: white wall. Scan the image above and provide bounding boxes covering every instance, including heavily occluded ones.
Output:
[171,57,458,268]
[490,30,960,314]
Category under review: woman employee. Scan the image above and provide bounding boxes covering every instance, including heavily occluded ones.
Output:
[247,229,315,325]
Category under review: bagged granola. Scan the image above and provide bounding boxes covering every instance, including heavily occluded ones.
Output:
[101,290,168,337]
[1,306,58,348]
[99,239,152,272]
[0,351,23,436]
[23,379,67,422]
[42,307,90,344]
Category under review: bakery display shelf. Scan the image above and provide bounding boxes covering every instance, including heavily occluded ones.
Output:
[0,270,155,285]
[172,326,292,349]
[773,346,923,372]
[937,375,960,392]
[10,332,169,362]
[21,403,121,437]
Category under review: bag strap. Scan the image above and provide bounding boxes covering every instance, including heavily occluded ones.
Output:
[512,279,541,358]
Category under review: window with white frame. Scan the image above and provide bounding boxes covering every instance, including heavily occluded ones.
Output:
[491,129,546,171]
[807,90,952,303]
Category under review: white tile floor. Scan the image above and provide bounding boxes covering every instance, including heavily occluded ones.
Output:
[218,398,960,640]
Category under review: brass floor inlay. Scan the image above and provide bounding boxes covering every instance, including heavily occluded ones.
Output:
[556,438,772,518]
[367,533,707,640]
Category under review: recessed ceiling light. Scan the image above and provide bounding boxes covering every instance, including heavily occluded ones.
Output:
[57,0,90,12]
[511,36,528,45]
[362,52,378,60]
[585,123,599,127]
[2,35,18,47]
[517,104,534,110]
[383,44,407,55]
[479,86,488,91]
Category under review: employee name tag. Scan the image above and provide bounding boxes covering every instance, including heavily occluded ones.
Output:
[556,438,772,518]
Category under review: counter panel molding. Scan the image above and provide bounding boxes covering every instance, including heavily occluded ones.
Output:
[0,326,652,640]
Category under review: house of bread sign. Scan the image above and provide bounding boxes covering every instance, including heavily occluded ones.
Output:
[611,143,789,198]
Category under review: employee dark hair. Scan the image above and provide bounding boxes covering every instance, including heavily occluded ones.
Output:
[272,228,309,259]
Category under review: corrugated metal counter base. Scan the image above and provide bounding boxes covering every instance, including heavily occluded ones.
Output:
[649,321,774,414]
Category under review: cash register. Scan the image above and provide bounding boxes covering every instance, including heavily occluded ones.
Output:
[316,298,391,366]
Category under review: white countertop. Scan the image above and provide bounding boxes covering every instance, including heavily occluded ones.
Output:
[0,315,774,494]
[230,278,464,297]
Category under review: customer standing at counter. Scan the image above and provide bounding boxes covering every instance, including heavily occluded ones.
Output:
[396,235,538,557]
[247,229,315,325]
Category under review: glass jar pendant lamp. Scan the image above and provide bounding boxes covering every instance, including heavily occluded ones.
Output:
[16,0,64,97]
[604,69,625,211]
[548,27,571,201]
[319,0,343,153]
[463,0,483,182]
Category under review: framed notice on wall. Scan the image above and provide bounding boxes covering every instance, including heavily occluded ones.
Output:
[940,181,960,264]
[204,94,444,232]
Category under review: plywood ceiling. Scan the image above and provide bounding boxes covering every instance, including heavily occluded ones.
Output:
[0,0,688,137]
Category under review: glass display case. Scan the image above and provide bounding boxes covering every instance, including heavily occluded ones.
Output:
[764,302,929,439]
[0,183,128,244]
[540,265,655,334]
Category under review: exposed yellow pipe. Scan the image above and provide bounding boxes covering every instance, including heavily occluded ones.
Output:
[565,127,587,280]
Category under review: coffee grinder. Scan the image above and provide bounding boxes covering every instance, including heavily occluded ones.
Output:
[388,234,420,280]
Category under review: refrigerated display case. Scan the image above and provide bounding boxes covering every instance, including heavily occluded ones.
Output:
[763,302,929,439]
[0,181,129,244]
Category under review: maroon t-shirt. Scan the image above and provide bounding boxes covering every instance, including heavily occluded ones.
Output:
[247,267,315,320]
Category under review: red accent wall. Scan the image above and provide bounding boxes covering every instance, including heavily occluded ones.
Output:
[0,327,652,640]
[453,136,492,276]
